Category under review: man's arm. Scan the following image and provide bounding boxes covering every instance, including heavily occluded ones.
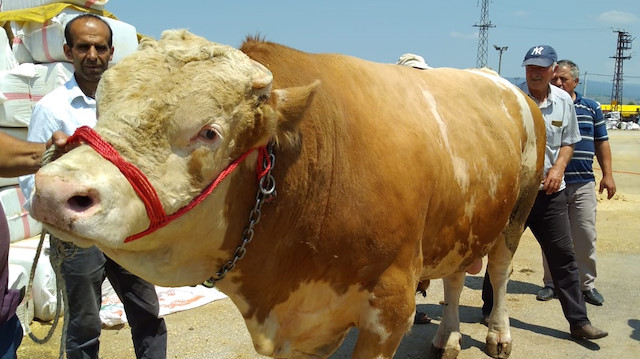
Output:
[543,144,574,195]
[0,132,69,177]
[0,132,46,177]
[595,140,616,199]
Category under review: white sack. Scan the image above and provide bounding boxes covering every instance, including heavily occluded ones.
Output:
[1,0,108,11]
[9,24,36,64]
[0,27,19,71]
[8,263,35,333]
[0,62,73,127]
[8,236,59,322]
[0,185,42,242]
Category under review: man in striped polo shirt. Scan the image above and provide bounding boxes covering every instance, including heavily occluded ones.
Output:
[537,59,617,306]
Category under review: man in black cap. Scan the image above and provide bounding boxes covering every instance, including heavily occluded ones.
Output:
[481,45,608,340]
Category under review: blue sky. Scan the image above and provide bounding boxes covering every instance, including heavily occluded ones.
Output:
[106,1,640,85]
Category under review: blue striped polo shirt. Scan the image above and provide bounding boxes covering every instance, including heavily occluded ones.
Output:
[564,91,609,184]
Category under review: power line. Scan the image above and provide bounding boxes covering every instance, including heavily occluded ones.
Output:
[495,24,609,32]
[588,73,640,79]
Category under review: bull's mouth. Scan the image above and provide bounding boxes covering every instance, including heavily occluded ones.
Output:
[42,224,97,248]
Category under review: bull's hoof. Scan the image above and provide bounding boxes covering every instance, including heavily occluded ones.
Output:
[429,344,459,359]
[485,341,512,358]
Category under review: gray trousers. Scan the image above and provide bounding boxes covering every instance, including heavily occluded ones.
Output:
[542,181,598,291]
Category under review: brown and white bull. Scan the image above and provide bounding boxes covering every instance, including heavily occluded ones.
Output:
[29,30,544,358]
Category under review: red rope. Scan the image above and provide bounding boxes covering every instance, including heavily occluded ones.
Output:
[67,127,166,228]
[65,126,267,242]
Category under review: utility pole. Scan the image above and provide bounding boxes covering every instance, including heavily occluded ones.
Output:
[582,72,588,97]
[493,45,508,75]
[610,29,633,113]
[474,0,494,68]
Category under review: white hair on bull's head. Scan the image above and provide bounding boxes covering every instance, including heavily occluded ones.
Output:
[155,29,273,97]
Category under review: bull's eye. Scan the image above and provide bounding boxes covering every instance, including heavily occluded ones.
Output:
[198,128,217,141]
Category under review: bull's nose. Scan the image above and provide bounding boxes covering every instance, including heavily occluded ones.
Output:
[66,190,99,213]
[67,191,98,212]
[32,171,102,224]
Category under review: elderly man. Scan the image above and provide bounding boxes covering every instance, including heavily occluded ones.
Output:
[535,59,616,306]
[481,45,607,340]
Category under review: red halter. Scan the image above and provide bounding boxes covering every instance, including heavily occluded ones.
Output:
[66,126,269,242]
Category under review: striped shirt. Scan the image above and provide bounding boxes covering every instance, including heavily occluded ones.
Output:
[564,91,609,184]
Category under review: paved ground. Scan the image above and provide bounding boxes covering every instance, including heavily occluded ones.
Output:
[18,130,640,358]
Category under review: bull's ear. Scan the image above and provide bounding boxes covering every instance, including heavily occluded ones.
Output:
[272,80,319,147]
[251,60,273,100]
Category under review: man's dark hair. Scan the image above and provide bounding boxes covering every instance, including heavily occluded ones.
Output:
[64,13,113,47]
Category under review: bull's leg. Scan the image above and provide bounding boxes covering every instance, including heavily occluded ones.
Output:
[485,235,513,359]
[431,271,465,359]
[350,272,416,358]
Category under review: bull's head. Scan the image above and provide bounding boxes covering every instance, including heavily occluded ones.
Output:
[29,30,317,285]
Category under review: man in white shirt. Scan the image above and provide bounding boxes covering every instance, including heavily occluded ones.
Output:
[481,45,607,340]
[19,14,167,359]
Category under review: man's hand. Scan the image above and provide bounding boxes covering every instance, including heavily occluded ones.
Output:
[542,165,564,195]
[542,144,574,195]
[599,175,617,199]
[44,131,75,163]
[46,131,69,149]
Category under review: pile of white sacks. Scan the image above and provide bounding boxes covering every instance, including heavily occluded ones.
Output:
[0,0,139,331]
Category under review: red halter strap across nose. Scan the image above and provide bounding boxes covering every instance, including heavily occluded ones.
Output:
[66,126,268,242]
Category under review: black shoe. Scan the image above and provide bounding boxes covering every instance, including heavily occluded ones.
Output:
[583,288,604,306]
[536,286,556,301]
[571,324,608,340]
[414,312,432,325]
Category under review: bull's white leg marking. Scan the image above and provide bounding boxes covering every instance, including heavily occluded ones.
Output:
[433,272,465,356]
[485,235,513,358]
[421,90,470,193]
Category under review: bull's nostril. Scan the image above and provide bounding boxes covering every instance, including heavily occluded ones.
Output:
[68,195,94,212]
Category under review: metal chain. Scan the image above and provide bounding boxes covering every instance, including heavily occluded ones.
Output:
[202,143,276,288]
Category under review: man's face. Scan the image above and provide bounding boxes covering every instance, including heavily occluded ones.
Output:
[525,64,555,93]
[551,65,578,96]
[63,18,114,84]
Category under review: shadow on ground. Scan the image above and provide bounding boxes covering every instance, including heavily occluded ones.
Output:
[328,302,581,359]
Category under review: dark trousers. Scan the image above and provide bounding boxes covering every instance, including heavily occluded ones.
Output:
[0,314,23,359]
[482,190,590,329]
[50,237,167,359]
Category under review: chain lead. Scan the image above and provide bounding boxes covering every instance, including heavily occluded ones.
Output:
[202,144,276,288]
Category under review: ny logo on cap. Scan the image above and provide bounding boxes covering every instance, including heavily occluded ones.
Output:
[531,46,544,55]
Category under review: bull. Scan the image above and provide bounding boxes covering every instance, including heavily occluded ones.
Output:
[30,30,545,358]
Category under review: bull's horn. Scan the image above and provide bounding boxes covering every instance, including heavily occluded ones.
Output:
[250,59,273,98]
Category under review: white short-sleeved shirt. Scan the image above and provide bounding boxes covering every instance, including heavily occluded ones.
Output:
[18,76,97,205]
[518,82,581,192]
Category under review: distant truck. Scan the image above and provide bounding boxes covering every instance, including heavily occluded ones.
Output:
[601,104,640,121]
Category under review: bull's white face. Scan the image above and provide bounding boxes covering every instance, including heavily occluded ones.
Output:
[29,30,279,286]
[31,145,148,247]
